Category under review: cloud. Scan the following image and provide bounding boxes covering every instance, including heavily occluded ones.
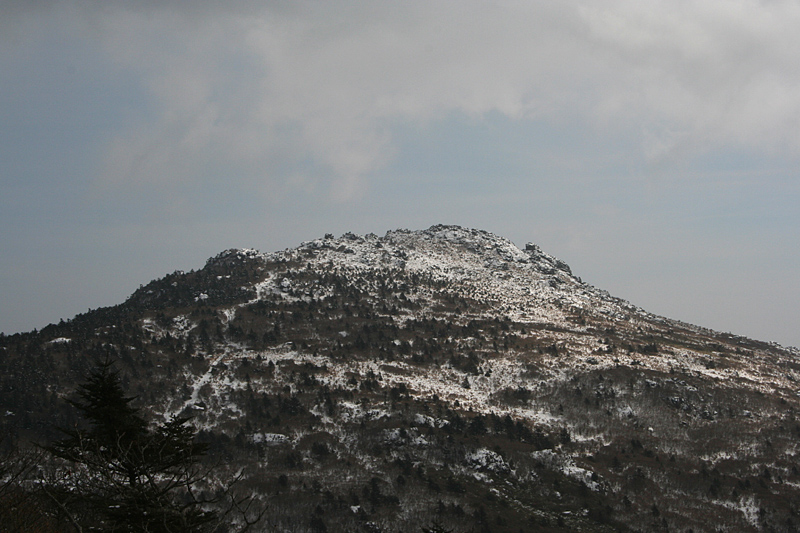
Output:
[9,0,800,201]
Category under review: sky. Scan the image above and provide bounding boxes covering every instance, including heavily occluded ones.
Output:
[1,0,799,348]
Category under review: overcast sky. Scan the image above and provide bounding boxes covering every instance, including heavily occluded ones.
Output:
[2,0,799,348]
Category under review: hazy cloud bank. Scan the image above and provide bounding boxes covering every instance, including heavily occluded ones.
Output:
[6,0,799,200]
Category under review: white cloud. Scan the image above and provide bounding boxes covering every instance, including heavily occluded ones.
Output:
[26,0,800,199]
[579,1,800,152]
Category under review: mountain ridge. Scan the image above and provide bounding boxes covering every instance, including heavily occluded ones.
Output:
[2,224,800,532]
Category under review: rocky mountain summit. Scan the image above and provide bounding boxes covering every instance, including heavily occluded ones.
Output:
[2,225,799,532]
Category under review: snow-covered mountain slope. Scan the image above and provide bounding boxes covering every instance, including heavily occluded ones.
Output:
[191,225,798,397]
[250,224,632,325]
[3,225,800,532]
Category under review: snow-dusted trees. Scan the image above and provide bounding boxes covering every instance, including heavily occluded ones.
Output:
[42,358,263,532]
[43,358,217,531]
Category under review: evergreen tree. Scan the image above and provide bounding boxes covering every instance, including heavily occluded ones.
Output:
[45,358,217,532]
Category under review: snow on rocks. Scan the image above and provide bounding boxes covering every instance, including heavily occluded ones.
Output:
[279,225,633,331]
[531,450,602,491]
[465,448,511,474]
[252,433,290,446]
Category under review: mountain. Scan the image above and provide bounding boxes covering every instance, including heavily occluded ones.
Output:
[2,224,799,532]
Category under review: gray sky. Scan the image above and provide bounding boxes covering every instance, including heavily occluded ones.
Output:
[2,0,799,348]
